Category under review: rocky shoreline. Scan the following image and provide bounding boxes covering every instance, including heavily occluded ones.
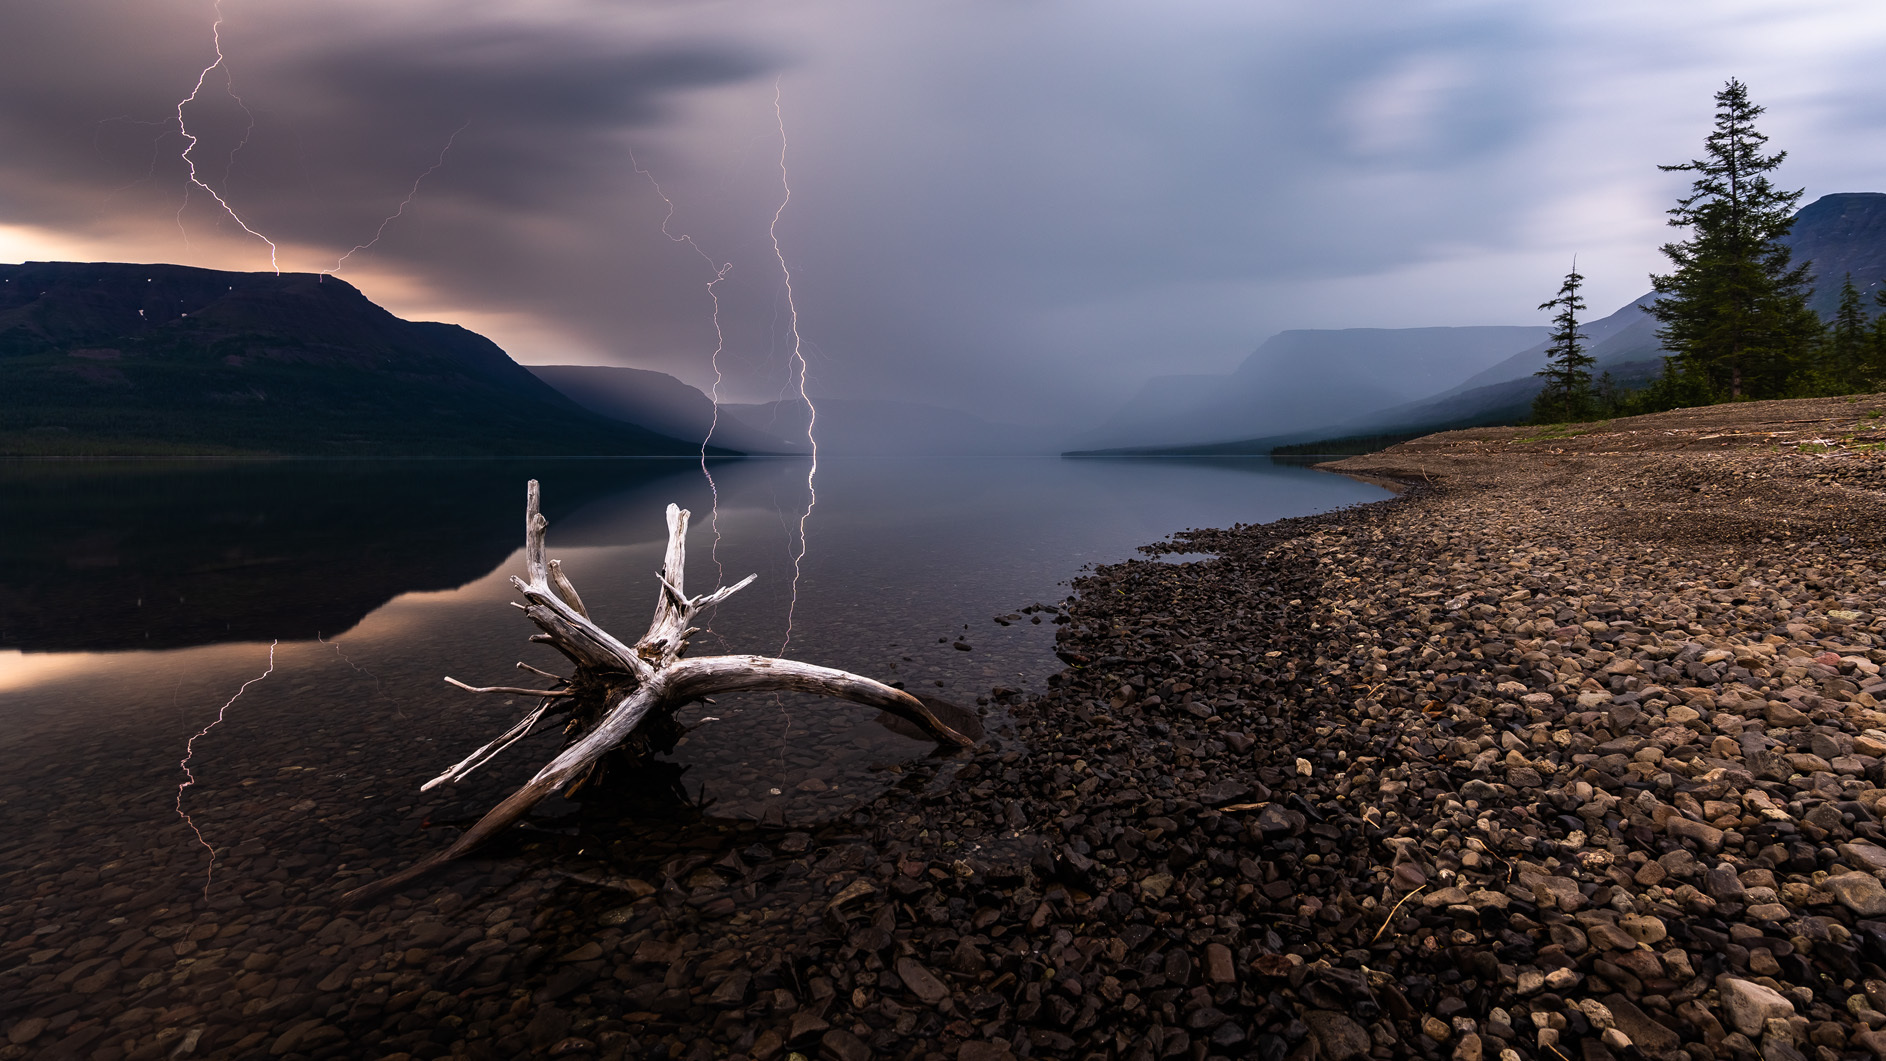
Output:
[14,394,1886,1061]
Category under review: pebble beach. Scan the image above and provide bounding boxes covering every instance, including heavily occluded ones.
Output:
[14,394,1886,1061]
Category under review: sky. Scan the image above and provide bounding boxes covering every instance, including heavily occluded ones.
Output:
[3,1,1885,425]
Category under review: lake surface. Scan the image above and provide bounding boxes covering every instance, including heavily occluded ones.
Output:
[0,456,1387,1057]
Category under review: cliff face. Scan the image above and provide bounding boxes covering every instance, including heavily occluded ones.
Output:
[0,262,702,455]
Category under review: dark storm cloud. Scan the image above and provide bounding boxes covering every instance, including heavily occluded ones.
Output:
[299,33,767,126]
[0,2,773,231]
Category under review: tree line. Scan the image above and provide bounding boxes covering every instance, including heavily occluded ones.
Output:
[1531,79,1886,425]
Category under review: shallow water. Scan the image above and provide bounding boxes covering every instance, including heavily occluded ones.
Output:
[0,455,1386,1056]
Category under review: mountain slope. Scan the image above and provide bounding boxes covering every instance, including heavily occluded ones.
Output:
[1352,192,1886,432]
[527,365,804,454]
[1069,325,1550,451]
[0,261,711,456]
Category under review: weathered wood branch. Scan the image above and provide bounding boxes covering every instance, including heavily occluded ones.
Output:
[342,481,974,905]
[441,678,575,697]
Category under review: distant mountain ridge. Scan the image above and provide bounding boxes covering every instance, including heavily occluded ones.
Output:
[1077,192,1886,454]
[1069,325,1550,452]
[1318,192,1886,437]
[0,262,711,456]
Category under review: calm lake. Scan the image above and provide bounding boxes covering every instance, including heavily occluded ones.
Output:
[0,456,1387,1057]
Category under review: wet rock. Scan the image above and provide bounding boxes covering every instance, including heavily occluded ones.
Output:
[710,969,751,1007]
[820,1029,870,1061]
[5,1019,46,1046]
[896,957,950,1006]
[789,1011,831,1042]
[1205,943,1236,984]
[1602,995,1681,1058]
[1304,1011,1370,1061]
[1254,804,1305,837]
[269,1019,340,1056]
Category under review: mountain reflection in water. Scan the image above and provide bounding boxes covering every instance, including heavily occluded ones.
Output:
[0,459,697,652]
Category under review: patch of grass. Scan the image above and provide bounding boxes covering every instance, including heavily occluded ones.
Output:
[1512,420,1610,444]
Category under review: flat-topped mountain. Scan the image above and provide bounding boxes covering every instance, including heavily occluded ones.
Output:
[0,262,712,456]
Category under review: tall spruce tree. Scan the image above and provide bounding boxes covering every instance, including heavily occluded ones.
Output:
[1648,79,1820,400]
[1532,265,1596,423]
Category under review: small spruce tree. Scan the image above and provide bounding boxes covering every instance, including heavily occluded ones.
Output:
[1532,265,1596,423]
[1823,275,1872,389]
[1648,79,1821,400]
[1594,370,1619,414]
[1872,288,1886,385]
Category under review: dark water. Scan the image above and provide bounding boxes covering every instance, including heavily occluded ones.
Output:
[0,456,1385,1056]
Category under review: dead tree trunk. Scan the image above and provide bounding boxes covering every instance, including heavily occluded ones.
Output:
[342,481,973,905]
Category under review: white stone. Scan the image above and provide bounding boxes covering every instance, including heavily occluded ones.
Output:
[1718,977,1796,1037]
[1825,872,1886,916]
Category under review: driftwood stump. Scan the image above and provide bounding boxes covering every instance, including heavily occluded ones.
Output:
[342,481,973,904]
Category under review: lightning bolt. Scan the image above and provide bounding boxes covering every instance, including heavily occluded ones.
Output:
[326,122,471,276]
[771,80,817,657]
[174,0,278,272]
[628,150,733,584]
[176,640,276,899]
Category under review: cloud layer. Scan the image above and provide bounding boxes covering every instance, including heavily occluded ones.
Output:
[3,0,1884,423]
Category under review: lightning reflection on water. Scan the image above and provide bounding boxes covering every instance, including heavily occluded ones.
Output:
[175,640,276,899]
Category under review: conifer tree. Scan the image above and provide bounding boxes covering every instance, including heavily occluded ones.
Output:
[1873,289,1886,380]
[1532,265,1596,423]
[1648,79,1821,400]
[1824,275,1872,388]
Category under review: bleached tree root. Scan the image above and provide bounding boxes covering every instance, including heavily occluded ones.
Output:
[341,481,973,905]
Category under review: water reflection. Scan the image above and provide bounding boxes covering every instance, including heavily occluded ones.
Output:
[0,459,697,652]
[0,454,1392,828]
